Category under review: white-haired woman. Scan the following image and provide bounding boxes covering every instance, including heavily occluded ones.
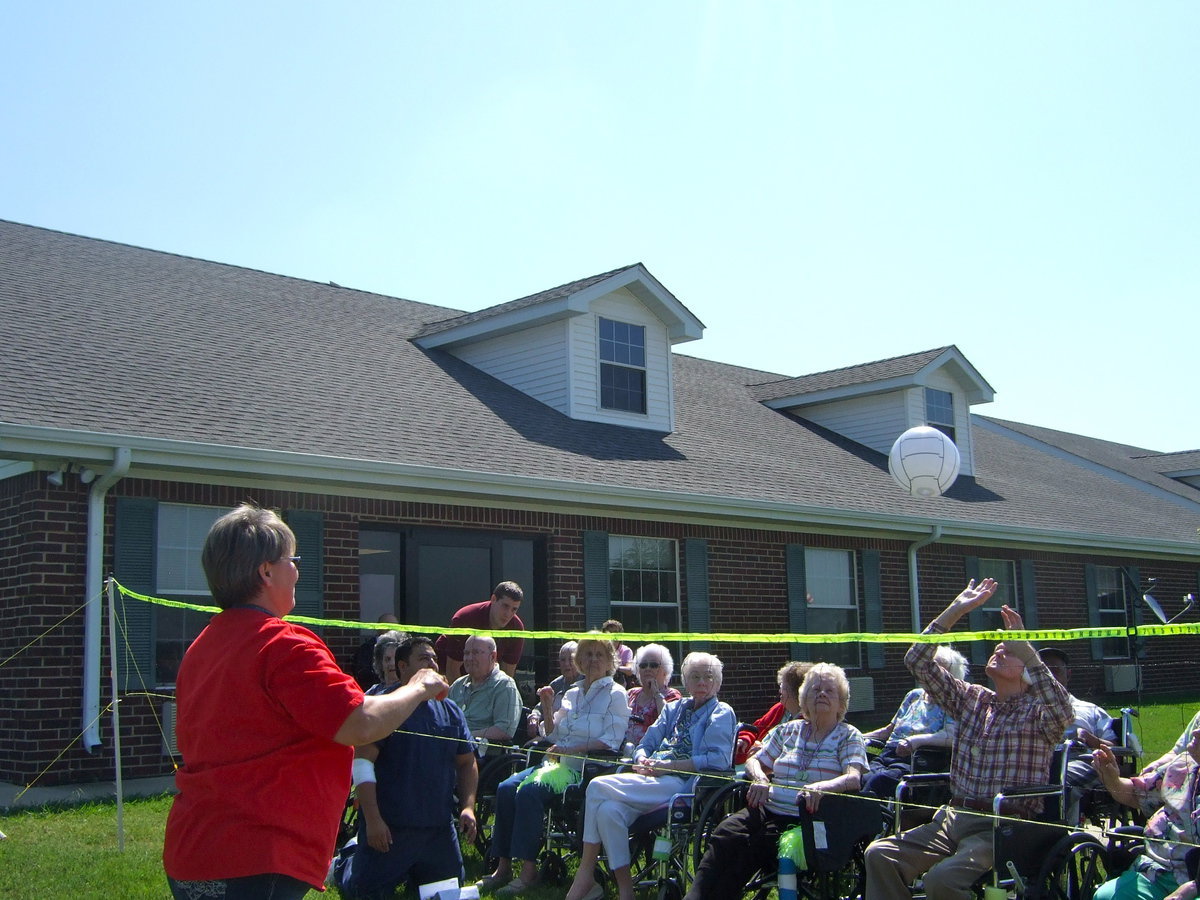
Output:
[684,663,868,900]
[861,645,967,799]
[479,635,628,896]
[624,643,682,747]
[565,652,736,900]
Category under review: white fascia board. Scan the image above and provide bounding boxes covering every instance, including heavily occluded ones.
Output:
[414,300,582,350]
[568,267,704,343]
[914,349,996,404]
[976,417,1200,514]
[760,375,916,410]
[4,422,1198,562]
[0,460,34,481]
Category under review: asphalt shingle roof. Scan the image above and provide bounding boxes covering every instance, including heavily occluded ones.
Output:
[749,347,953,401]
[2,220,1198,549]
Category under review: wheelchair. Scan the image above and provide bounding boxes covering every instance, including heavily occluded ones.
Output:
[618,769,735,900]
[472,741,537,867]
[890,758,1113,900]
[690,778,885,900]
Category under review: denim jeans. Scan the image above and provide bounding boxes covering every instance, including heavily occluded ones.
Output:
[490,766,558,862]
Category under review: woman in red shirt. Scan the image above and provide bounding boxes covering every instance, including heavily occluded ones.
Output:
[163,504,447,900]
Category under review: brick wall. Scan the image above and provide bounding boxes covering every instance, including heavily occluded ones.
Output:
[1,474,1197,786]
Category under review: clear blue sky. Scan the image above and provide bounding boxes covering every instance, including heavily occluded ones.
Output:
[3,3,1196,451]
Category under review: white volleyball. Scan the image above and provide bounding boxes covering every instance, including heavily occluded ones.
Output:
[888,426,960,499]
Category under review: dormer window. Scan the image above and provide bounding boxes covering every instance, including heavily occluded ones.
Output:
[599,317,647,414]
[925,387,956,443]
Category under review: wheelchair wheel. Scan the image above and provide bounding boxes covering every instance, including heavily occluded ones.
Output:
[1034,832,1108,900]
[473,750,529,867]
[656,879,684,900]
[691,780,747,872]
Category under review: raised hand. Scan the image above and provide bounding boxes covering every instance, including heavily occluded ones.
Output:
[954,578,998,612]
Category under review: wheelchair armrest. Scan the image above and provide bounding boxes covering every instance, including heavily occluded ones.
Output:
[899,773,954,786]
[996,782,1060,799]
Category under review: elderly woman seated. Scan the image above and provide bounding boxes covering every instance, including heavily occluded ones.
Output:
[684,662,869,900]
[1090,726,1200,900]
[861,645,966,799]
[478,635,628,896]
[564,652,736,900]
[624,643,683,749]
[735,661,811,764]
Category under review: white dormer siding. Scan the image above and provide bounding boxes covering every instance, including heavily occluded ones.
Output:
[452,319,571,414]
[907,369,976,476]
[799,391,911,457]
[442,287,676,433]
[569,289,673,431]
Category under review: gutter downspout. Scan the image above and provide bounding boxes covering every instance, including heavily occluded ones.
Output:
[83,447,131,752]
[907,524,943,634]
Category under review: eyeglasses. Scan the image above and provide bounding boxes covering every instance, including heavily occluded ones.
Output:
[287,556,301,567]
[638,661,661,669]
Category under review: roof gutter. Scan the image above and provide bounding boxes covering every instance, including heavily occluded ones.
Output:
[908,524,943,633]
[4,423,1199,560]
[83,447,131,752]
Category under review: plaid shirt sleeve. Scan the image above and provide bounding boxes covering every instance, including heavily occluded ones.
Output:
[905,626,969,720]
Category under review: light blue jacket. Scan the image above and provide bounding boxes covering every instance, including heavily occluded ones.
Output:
[634,695,736,778]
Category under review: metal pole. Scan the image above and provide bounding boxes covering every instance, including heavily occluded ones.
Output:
[106,577,125,851]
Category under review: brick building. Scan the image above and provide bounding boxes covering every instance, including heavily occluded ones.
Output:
[2,219,1198,787]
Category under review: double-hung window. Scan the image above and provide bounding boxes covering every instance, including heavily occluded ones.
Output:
[1094,565,1131,659]
[155,503,223,685]
[608,536,679,633]
[599,317,647,414]
[925,388,956,443]
[805,547,860,669]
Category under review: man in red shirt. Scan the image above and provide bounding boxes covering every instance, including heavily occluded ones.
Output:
[436,581,526,679]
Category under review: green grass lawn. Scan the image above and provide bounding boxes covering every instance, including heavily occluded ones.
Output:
[2,696,1196,899]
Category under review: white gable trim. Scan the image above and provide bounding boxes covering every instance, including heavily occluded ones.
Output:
[762,347,996,410]
[415,265,704,351]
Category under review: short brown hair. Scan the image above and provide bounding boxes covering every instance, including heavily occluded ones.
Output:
[492,581,524,603]
[201,504,295,609]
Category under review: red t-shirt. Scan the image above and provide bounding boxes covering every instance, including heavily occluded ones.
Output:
[435,600,526,670]
[163,608,363,889]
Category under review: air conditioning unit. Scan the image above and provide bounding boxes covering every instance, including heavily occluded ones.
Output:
[162,701,180,757]
[847,676,875,713]
[1103,664,1140,693]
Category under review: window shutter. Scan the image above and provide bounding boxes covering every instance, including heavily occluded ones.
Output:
[964,556,987,666]
[863,549,884,669]
[786,544,809,662]
[1127,565,1144,659]
[113,497,157,692]
[582,531,610,630]
[1084,564,1103,661]
[685,539,710,652]
[285,510,324,625]
[1020,559,1039,629]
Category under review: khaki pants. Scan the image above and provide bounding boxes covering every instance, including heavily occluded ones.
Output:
[865,806,993,900]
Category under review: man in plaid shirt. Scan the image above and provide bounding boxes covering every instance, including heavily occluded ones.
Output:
[865,578,1074,900]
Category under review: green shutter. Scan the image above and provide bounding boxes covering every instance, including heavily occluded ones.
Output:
[113,497,157,692]
[1020,559,1039,629]
[786,544,809,662]
[1084,564,1103,661]
[863,549,884,669]
[964,556,987,666]
[685,539,710,653]
[582,531,610,630]
[285,510,324,626]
